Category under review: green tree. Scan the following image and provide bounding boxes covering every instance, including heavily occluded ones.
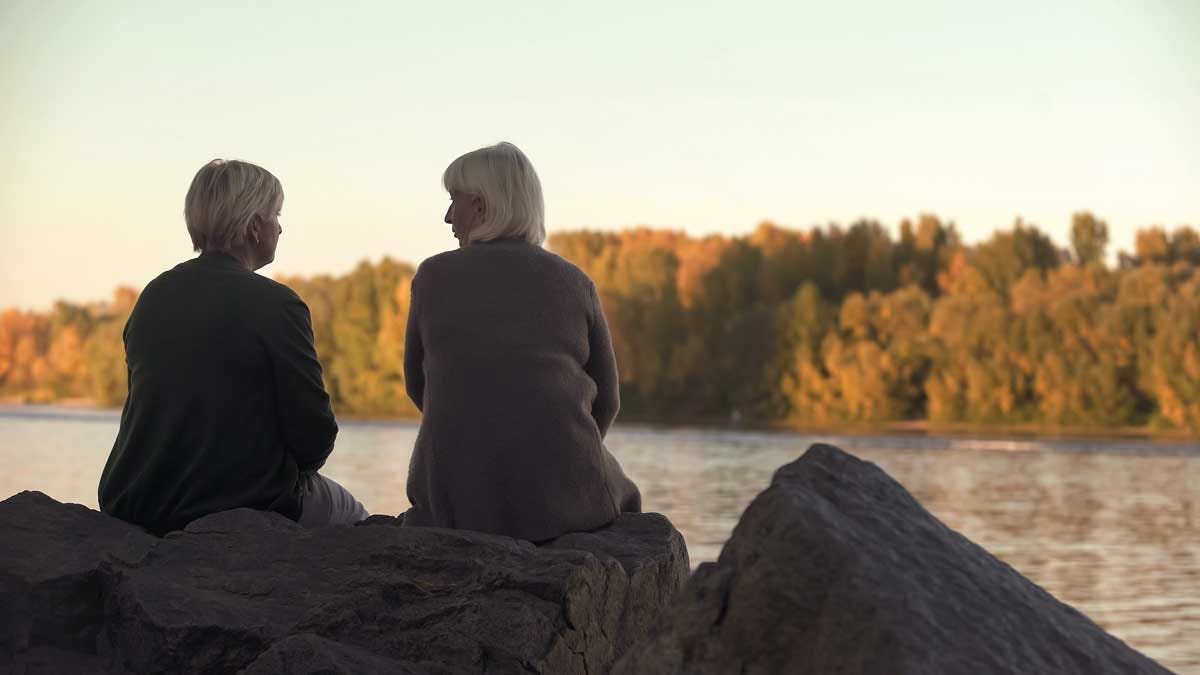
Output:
[971,219,1063,296]
[83,287,138,406]
[1070,211,1109,266]
[926,264,1033,423]
[1013,266,1138,425]
[1144,269,1200,430]
[896,214,961,296]
[779,283,839,424]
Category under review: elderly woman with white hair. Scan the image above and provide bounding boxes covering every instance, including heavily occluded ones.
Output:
[98,159,367,535]
[403,142,641,541]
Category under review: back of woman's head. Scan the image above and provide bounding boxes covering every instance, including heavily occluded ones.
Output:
[185,159,283,253]
[442,142,546,246]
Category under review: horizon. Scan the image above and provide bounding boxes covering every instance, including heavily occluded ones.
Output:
[2,0,1197,310]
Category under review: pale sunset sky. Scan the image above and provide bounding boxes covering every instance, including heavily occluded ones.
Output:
[1,0,1197,309]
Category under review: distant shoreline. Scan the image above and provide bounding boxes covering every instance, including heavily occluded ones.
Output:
[2,400,1195,443]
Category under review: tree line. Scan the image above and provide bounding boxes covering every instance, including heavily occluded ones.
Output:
[2,212,1198,432]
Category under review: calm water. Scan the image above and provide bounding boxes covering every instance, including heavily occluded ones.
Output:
[2,406,1197,673]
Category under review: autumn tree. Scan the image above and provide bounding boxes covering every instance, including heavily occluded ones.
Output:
[6,212,1199,431]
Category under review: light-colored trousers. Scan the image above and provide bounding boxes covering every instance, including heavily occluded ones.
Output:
[298,472,369,526]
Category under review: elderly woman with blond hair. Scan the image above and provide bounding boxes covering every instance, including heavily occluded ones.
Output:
[98,159,367,535]
[403,142,641,542]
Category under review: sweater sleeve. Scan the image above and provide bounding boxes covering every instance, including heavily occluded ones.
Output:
[404,270,425,412]
[584,281,620,439]
[267,293,338,472]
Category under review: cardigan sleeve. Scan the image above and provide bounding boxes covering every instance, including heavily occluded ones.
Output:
[404,270,425,412]
[267,294,338,473]
[583,281,620,439]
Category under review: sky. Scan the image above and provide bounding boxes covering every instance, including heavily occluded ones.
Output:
[1,0,1197,310]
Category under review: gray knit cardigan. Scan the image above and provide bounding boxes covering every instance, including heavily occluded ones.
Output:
[402,238,641,541]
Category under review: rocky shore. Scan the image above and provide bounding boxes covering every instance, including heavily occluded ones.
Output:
[1,496,687,674]
[2,444,1173,674]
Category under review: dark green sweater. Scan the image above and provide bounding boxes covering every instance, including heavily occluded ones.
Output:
[98,252,337,535]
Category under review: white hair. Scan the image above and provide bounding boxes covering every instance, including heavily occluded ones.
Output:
[442,142,546,246]
[184,159,283,253]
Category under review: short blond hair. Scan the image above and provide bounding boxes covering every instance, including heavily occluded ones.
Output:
[184,159,283,253]
[442,142,546,246]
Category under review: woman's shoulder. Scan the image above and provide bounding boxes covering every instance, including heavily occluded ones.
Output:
[414,248,462,274]
[146,256,302,306]
[538,247,596,290]
[129,259,310,339]
[419,242,594,290]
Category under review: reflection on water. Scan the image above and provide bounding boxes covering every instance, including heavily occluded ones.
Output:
[1,406,1197,673]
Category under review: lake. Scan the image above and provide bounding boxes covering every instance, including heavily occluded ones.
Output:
[1,405,1197,673]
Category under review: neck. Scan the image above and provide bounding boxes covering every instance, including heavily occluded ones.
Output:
[208,247,258,271]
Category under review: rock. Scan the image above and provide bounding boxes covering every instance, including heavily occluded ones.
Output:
[1,645,110,675]
[545,513,690,658]
[614,444,1172,675]
[0,491,156,663]
[0,493,688,675]
[238,634,425,675]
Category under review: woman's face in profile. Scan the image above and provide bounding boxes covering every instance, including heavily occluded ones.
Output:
[253,206,283,268]
[444,190,483,248]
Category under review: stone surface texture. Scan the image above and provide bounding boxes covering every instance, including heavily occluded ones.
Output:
[0,492,687,675]
[613,443,1174,675]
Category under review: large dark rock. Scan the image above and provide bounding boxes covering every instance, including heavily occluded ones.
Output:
[614,444,1173,675]
[0,491,156,674]
[0,492,687,675]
